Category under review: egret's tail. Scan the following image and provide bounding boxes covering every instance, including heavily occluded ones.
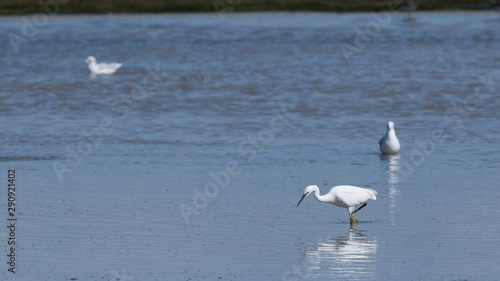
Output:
[364,188,378,200]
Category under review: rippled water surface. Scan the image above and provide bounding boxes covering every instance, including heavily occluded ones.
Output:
[1,12,500,280]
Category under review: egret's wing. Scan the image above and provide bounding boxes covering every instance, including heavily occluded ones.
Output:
[334,185,376,207]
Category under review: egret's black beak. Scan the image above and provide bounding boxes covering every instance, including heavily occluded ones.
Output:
[296,192,309,207]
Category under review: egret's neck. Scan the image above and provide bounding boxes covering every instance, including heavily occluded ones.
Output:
[312,187,330,203]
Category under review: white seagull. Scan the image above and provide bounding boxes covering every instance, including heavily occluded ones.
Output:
[85,56,123,75]
[379,121,400,155]
[297,185,377,223]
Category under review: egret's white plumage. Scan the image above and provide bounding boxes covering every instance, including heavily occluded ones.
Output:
[297,185,377,223]
[379,121,400,155]
[85,56,122,75]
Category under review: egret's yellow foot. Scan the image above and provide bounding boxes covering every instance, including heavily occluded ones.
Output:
[350,214,358,223]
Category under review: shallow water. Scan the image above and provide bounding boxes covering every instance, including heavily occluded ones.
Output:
[1,12,500,280]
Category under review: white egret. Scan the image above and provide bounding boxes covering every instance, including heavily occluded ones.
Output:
[379,121,400,155]
[297,185,377,223]
[85,56,123,75]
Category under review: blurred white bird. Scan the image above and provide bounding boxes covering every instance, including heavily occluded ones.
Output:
[379,121,400,155]
[297,185,377,223]
[85,56,122,75]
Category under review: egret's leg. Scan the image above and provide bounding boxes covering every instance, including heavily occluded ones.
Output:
[352,203,367,215]
[350,213,358,223]
[347,207,354,223]
[349,221,357,231]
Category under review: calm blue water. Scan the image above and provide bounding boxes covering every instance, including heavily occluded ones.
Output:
[1,12,500,280]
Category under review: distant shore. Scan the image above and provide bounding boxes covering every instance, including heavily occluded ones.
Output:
[0,0,495,15]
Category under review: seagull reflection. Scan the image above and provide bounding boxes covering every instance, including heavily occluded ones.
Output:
[380,154,400,224]
[303,224,377,280]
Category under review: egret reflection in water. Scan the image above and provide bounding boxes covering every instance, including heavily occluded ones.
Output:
[303,225,377,280]
[380,154,401,224]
